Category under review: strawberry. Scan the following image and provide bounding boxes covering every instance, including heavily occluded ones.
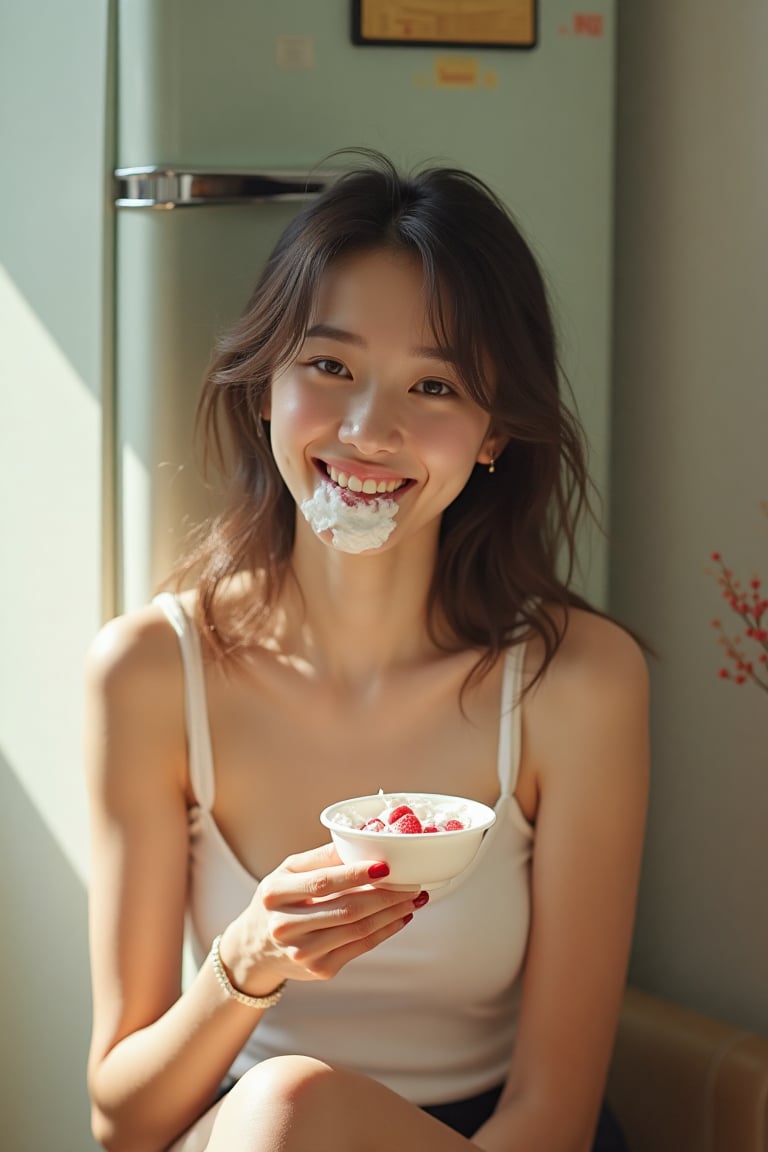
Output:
[360,818,386,832]
[390,813,423,834]
[443,819,465,831]
[387,804,415,824]
[423,825,439,833]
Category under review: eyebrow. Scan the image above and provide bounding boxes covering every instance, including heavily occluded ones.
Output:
[305,323,365,347]
[304,323,458,364]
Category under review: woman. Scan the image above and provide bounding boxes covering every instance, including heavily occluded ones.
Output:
[84,153,649,1152]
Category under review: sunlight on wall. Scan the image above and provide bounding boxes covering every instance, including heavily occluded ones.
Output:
[121,441,153,612]
[0,263,103,883]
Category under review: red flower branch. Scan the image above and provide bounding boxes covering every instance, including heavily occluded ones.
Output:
[708,502,768,696]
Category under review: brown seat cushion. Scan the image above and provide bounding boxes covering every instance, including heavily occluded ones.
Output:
[606,985,768,1152]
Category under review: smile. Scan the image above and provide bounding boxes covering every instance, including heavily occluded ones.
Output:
[325,463,408,495]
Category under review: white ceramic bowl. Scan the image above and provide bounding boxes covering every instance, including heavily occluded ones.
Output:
[319,792,497,890]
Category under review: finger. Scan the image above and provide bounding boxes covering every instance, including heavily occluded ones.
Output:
[263,876,419,926]
[279,854,418,903]
[305,908,417,979]
[271,888,425,959]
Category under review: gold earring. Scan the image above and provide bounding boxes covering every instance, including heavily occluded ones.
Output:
[488,453,495,475]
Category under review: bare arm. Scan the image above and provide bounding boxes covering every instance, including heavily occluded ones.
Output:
[84,609,420,1152]
[85,609,266,1151]
[472,613,650,1152]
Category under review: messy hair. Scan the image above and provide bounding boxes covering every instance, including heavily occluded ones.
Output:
[172,149,601,688]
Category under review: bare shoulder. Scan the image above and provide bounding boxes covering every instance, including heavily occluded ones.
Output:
[523,607,650,791]
[84,601,188,794]
[86,601,183,695]
[530,606,649,708]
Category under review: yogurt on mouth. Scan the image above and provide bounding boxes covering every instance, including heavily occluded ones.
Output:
[300,480,399,554]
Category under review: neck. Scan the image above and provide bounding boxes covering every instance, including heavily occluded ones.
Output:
[281,520,443,688]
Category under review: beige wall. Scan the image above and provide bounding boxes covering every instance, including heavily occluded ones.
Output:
[0,1,109,1148]
[611,0,768,1033]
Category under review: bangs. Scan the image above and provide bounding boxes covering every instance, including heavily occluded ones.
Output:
[408,249,497,413]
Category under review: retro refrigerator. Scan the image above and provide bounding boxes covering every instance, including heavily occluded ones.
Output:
[112,0,616,613]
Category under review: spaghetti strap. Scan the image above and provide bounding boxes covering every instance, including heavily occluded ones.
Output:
[497,643,525,798]
[154,593,216,811]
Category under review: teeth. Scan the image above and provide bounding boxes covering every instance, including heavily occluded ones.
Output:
[328,465,404,494]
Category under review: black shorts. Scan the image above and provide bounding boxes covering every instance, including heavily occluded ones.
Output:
[420,1083,627,1150]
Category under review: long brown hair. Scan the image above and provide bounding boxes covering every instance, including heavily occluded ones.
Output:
[172,150,601,687]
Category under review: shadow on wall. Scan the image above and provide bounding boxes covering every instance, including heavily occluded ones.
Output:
[0,750,99,1151]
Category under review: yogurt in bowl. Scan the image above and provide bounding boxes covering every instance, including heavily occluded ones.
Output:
[320,791,497,890]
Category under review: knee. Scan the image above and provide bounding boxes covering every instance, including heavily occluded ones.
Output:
[241,1054,336,1101]
[227,1055,343,1126]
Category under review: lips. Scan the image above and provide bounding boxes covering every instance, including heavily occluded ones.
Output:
[320,461,409,496]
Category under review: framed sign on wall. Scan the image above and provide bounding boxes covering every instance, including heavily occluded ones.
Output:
[351,1,537,49]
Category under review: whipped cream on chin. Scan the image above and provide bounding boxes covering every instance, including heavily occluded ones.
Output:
[300,480,400,554]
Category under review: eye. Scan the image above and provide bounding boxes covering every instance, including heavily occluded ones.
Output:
[413,378,454,397]
[311,358,349,377]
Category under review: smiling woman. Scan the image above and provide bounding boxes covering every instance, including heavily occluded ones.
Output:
[83,150,648,1152]
[266,247,494,559]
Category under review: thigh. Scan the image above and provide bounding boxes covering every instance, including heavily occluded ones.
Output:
[165,1097,227,1152]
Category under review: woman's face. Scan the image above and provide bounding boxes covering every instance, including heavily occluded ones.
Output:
[266,248,496,554]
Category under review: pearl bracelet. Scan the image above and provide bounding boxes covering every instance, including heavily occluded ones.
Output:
[210,934,287,1009]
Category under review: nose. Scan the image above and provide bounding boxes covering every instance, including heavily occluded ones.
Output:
[337,384,403,455]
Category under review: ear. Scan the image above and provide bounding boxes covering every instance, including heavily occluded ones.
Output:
[476,434,508,467]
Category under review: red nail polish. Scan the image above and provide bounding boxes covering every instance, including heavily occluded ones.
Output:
[402,913,414,925]
[368,862,390,879]
[413,891,429,908]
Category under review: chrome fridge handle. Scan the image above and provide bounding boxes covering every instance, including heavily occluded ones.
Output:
[114,167,340,208]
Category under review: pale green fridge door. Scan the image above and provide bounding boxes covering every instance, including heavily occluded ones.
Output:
[114,0,615,610]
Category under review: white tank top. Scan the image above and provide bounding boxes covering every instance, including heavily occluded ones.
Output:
[156,592,534,1105]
